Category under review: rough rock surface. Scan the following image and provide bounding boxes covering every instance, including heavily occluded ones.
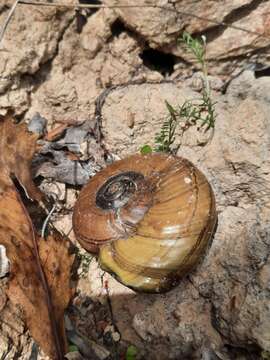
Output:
[111,0,270,73]
[0,1,75,115]
[0,1,270,359]
[101,82,198,155]
[98,70,270,359]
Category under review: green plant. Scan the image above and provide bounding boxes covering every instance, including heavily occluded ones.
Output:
[262,350,270,360]
[126,345,138,360]
[178,31,216,131]
[140,144,153,155]
[181,32,206,67]
[68,344,79,353]
[141,31,216,154]
[154,100,178,152]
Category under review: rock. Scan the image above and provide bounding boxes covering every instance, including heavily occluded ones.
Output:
[0,245,9,278]
[2,0,268,124]
[100,82,197,156]
[28,113,47,137]
[110,0,270,74]
[185,72,225,92]
[110,0,251,49]
[64,351,84,360]
[24,8,119,124]
[97,73,270,358]
[0,2,75,113]
[100,31,142,87]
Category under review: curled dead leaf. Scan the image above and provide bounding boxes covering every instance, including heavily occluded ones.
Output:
[0,112,43,201]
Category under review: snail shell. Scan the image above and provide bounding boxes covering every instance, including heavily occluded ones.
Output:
[73,153,217,293]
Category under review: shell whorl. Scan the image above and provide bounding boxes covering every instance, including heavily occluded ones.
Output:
[73,153,217,293]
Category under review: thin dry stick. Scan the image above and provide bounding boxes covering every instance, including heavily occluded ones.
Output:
[14,0,270,41]
[19,0,154,8]
[41,203,57,238]
[0,0,19,43]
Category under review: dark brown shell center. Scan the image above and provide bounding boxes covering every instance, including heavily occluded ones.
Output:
[96,171,144,210]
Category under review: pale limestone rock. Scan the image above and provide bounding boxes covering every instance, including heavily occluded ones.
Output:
[101,82,197,155]
[0,3,75,113]
[110,0,270,72]
[24,8,143,124]
[100,32,142,87]
[98,74,270,358]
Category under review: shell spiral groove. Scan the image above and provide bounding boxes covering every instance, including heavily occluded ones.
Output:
[73,153,217,293]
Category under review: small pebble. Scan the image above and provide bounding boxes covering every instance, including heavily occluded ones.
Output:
[104,325,121,342]
[0,245,10,278]
[111,331,121,342]
[28,113,47,136]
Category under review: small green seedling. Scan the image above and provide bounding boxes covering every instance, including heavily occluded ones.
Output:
[142,31,216,154]
[153,100,178,153]
[140,144,153,155]
[68,344,79,352]
[181,32,206,68]
[178,31,216,130]
[126,345,138,360]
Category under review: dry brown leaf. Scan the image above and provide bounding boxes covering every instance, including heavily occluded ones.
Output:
[45,123,71,142]
[0,112,43,201]
[39,231,74,350]
[0,114,75,359]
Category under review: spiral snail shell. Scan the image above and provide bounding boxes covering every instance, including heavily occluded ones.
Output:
[73,153,217,293]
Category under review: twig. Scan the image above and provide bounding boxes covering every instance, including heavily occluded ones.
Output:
[100,274,120,360]
[19,0,155,9]
[0,0,19,44]
[9,0,270,41]
[41,203,56,238]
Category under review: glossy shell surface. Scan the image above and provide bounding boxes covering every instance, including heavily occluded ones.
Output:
[73,153,217,293]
